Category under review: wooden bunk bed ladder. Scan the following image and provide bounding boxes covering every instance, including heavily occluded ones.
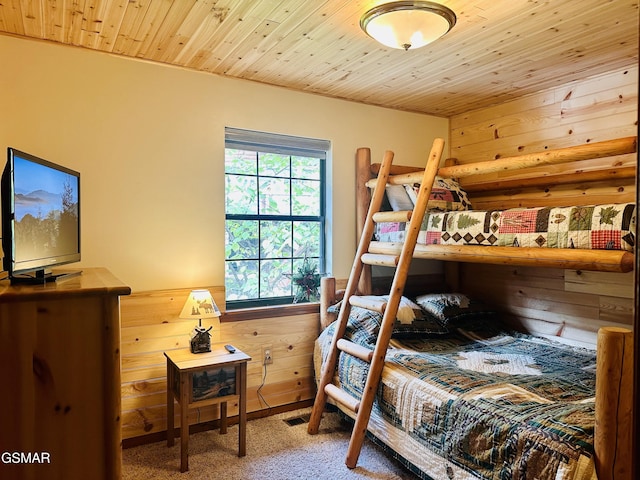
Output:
[307,138,446,469]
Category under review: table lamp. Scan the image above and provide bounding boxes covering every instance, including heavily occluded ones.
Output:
[179,289,221,354]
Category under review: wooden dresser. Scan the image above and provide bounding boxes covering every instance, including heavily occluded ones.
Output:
[0,268,131,480]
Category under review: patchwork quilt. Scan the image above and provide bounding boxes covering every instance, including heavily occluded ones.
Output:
[375,203,636,252]
[315,318,598,480]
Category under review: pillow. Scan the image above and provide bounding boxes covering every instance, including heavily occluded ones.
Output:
[414,293,496,327]
[385,184,414,211]
[390,306,450,338]
[327,303,381,347]
[327,296,448,341]
[404,175,472,212]
[358,295,422,324]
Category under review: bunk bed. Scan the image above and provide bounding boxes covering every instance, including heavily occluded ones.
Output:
[312,137,636,480]
[359,137,637,288]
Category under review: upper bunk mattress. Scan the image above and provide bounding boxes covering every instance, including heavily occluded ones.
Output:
[376,203,636,251]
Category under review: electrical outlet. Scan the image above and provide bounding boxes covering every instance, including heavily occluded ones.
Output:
[263,346,273,365]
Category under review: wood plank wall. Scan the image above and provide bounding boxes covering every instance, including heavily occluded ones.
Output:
[120,287,319,440]
[449,66,638,344]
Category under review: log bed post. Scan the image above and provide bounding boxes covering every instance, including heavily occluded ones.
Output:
[443,157,461,292]
[356,147,373,296]
[320,276,336,329]
[595,327,634,480]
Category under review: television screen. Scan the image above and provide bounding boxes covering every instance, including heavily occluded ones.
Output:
[2,148,80,283]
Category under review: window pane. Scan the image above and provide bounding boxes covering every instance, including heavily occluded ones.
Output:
[225,220,258,259]
[260,259,292,298]
[226,175,257,215]
[259,178,290,215]
[293,221,320,257]
[225,260,258,300]
[292,156,320,180]
[260,220,292,259]
[225,149,257,175]
[258,152,289,177]
[224,132,327,307]
[292,179,320,216]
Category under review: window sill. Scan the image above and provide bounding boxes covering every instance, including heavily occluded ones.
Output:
[221,302,320,322]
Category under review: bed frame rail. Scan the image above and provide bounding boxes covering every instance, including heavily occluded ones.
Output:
[368,242,635,273]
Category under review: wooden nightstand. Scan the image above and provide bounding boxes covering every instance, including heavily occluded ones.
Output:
[165,345,251,472]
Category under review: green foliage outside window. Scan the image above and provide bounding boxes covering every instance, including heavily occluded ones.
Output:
[225,148,324,306]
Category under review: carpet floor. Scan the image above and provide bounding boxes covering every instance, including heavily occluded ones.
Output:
[122,407,417,480]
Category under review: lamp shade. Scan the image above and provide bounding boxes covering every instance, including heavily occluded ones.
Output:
[179,289,221,320]
[360,1,456,51]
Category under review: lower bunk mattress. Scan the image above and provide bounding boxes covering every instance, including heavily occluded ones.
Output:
[314,312,598,480]
[375,203,636,251]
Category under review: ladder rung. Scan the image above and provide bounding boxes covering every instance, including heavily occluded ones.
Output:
[372,210,412,223]
[337,339,374,363]
[324,384,360,413]
[349,295,386,313]
[361,253,399,267]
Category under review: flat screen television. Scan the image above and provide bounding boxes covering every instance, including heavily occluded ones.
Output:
[1,148,81,284]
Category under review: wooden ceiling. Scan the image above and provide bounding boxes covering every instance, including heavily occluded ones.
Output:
[0,0,637,117]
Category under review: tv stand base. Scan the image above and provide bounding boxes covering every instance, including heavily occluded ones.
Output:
[10,269,83,285]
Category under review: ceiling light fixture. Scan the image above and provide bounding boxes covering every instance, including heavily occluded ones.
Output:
[360,1,456,51]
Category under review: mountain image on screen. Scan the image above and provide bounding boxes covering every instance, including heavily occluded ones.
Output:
[13,157,79,263]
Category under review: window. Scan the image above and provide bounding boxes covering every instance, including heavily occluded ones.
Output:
[224,128,329,308]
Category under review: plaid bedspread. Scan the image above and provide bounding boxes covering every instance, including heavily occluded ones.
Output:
[376,203,635,251]
[315,320,598,480]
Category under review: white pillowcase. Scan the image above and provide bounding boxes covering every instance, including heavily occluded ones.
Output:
[385,184,414,211]
[416,293,471,310]
[359,295,421,324]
